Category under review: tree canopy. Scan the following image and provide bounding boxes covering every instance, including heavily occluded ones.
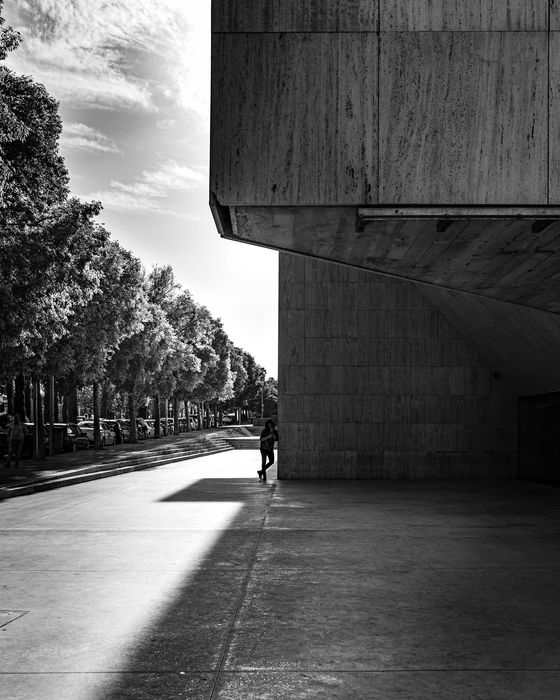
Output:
[0,3,276,438]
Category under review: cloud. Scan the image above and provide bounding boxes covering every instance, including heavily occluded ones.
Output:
[86,189,203,221]
[156,119,176,130]
[4,0,209,115]
[140,161,207,191]
[60,122,121,153]
[86,159,207,216]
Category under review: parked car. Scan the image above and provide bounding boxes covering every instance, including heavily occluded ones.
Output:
[78,420,117,446]
[116,419,130,442]
[177,417,193,432]
[65,423,90,451]
[49,423,89,452]
[144,419,156,438]
[136,417,149,439]
[189,414,200,430]
[102,420,125,444]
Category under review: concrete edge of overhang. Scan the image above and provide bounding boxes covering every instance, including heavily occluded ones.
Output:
[209,191,233,238]
[208,199,560,317]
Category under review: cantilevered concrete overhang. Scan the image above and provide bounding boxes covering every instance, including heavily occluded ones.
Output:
[211,201,560,313]
[210,1,560,312]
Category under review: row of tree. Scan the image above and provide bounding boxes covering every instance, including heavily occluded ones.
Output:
[0,3,277,452]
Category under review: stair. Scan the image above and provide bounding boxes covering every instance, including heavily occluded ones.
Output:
[222,437,260,450]
[0,436,233,499]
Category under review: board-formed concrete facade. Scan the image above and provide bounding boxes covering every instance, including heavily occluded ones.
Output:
[278,255,517,479]
[210,1,560,479]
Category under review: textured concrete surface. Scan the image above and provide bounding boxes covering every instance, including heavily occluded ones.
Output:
[1,452,560,698]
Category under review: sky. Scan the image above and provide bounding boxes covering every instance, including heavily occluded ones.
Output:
[3,0,279,377]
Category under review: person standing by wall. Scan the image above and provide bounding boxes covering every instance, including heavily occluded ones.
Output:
[6,413,25,468]
[258,419,278,482]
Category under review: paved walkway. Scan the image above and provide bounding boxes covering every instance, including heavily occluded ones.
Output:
[2,451,560,699]
[0,429,244,496]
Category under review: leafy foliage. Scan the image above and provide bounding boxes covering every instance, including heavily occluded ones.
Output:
[0,4,274,434]
[45,238,145,383]
[0,199,106,377]
[0,70,69,224]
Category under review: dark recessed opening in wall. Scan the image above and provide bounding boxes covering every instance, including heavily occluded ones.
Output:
[518,393,560,487]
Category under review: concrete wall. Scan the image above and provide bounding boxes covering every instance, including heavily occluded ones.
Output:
[420,287,560,396]
[278,254,517,479]
[212,0,551,207]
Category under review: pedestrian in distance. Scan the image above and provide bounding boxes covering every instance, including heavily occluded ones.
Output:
[258,419,278,482]
[113,421,123,445]
[6,413,25,468]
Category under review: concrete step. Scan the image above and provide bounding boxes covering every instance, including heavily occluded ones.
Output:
[223,437,260,450]
[0,440,233,500]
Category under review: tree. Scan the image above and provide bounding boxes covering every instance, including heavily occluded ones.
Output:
[163,289,212,432]
[0,42,69,224]
[108,271,176,443]
[201,318,234,425]
[229,351,267,418]
[0,2,20,61]
[262,376,278,418]
[0,1,26,195]
[47,238,145,445]
[0,199,106,380]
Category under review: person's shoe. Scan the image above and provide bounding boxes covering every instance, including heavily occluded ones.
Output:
[257,470,262,480]
[262,472,267,482]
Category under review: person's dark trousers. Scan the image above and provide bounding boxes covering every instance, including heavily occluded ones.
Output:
[7,439,23,468]
[260,448,274,480]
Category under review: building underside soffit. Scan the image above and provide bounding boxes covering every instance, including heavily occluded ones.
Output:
[217,203,560,314]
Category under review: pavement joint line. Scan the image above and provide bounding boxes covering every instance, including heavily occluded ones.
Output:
[209,479,278,700]
[2,667,560,675]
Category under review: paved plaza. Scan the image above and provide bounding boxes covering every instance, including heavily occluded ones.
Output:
[2,452,560,699]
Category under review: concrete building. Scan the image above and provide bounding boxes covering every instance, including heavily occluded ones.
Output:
[210,1,560,480]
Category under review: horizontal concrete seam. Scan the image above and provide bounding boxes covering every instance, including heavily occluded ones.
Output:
[2,666,560,674]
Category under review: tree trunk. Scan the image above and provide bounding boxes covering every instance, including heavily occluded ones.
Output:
[33,377,45,460]
[6,378,14,415]
[66,375,79,423]
[14,373,25,420]
[128,393,138,443]
[25,375,33,422]
[93,381,102,449]
[164,397,169,435]
[44,377,51,423]
[184,400,191,432]
[54,380,59,422]
[197,402,203,430]
[100,381,110,418]
[173,394,180,434]
[205,402,210,430]
[154,392,161,439]
[48,375,55,456]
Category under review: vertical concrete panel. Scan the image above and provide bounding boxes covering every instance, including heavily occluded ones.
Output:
[551,4,560,30]
[381,0,547,30]
[549,32,560,203]
[379,32,548,204]
[213,0,378,32]
[211,33,378,206]
[278,254,516,479]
